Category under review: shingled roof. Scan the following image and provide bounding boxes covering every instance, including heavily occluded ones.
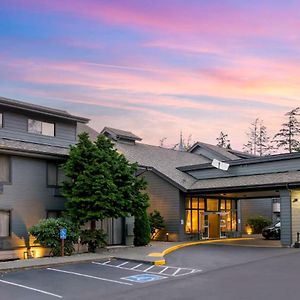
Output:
[0,96,89,123]
[101,127,142,142]
[188,141,240,160]
[78,126,300,192]
[0,139,69,157]
[115,141,210,190]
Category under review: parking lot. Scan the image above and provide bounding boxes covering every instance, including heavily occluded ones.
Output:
[0,258,201,300]
[0,244,299,300]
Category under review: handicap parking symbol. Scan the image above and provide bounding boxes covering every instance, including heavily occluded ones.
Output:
[122,274,166,283]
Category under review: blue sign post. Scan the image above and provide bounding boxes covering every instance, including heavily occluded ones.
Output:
[60,228,67,240]
[60,228,67,257]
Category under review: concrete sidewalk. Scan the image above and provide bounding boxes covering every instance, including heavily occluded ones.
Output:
[0,241,186,272]
[0,237,282,272]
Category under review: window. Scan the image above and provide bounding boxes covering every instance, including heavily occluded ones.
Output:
[0,211,10,237]
[46,210,62,219]
[207,199,219,211]
[47,163,57,186]
[28,119,55,136]
[0,155,10,183]
[47,162,66,186]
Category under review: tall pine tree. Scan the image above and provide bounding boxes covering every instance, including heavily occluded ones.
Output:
[274,107,300,153]
[216,131,231,149]
[243,118,273,156]
[62,133,149,229]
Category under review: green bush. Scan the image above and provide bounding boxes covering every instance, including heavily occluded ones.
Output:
[134,209,151,246]
[149,210,165,239]
[28,218,79,256]
[246,215,272,234]
[80,229,107,253]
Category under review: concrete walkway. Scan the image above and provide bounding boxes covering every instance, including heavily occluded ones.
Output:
[0,237,283,272]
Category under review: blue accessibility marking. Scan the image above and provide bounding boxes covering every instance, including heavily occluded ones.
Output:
[60,228,67,240]
[121,274,166,283]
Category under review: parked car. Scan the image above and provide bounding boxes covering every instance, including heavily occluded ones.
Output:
[262,221,280,240]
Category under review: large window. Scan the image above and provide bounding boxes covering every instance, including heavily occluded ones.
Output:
[0,155,10,183]
[0,210,10,237]
[185,196,238,236]
[47,162,66,186]
[185,197,205,234]
[28,119,55,136]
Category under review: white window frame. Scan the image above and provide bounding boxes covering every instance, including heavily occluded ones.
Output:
[0,210,10,238]
[28,119,55,136]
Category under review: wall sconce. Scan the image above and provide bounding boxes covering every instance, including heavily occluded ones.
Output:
[293,198,298,203]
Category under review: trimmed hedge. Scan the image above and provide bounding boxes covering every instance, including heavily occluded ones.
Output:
[246,215,272,234]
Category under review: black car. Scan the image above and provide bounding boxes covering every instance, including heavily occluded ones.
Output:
[262,221,280,240]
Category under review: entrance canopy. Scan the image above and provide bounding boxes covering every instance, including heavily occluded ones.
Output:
[179,152,300,247]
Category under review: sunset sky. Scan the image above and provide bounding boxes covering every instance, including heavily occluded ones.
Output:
[1,0,300,149]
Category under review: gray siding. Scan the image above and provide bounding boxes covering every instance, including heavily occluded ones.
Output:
[143,171,180,241]
[240,198,273,232]
[1,111,76,147]
[291,190,300,245]
[0,156,66,249]
[280,189,292,246]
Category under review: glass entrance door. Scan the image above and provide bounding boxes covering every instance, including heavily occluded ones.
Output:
[208,214,220,238]
[220,212,228,238]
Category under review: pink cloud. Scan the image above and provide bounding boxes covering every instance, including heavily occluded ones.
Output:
[9,0,300,39]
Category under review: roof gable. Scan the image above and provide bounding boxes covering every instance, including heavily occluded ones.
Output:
[0,96,89,123]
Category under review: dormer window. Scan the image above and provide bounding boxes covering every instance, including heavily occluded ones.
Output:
[28,119,55,136]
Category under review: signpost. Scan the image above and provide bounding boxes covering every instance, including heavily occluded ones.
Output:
[60,228,67,257]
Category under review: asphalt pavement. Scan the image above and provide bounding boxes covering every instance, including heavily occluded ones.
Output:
[0,244,299,300]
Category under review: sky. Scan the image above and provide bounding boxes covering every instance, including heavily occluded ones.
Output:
[1,0,300,150]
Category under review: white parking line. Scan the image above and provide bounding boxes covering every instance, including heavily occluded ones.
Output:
[116,262,129,267]
[0,279,62,298]
[158,267,169,274]
[91,261,202,277]
[143,265,154,272]
[172,268,182,276]
[47,268,133,286]
[131,263,143,270]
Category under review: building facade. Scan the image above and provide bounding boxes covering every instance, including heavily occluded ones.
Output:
[0,98,131,260]
[101,127,300,247]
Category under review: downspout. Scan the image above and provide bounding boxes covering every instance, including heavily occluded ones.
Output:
[285,183,293,247]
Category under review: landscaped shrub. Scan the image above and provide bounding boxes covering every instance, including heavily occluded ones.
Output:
[149,210,165,239]
[80,229,107,253]
[246,215,272,234]
[28,218,79,256]
[134,209,151,246]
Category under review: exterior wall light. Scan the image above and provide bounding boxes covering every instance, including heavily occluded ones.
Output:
[245,225,253,235]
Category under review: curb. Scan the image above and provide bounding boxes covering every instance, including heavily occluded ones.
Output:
[149,238,256,265]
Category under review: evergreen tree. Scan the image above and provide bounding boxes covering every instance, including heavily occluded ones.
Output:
[62,133,149,230]
[134,208,151,246]
[274,107,300,153]
[216,131,231,149]
[244,118,273,156]
[149,210,165,239]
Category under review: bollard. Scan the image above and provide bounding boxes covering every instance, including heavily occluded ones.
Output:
[294,232,300,248]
